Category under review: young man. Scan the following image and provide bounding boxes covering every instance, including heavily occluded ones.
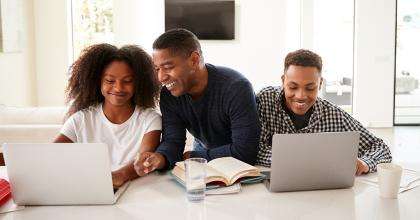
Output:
[134,28,260,174]
[256,49,392,175]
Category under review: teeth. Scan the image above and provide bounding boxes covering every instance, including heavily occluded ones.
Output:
[296,102,306,107]
[165,82,176,89]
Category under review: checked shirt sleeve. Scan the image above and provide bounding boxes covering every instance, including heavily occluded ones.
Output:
[341,111,392,172]
[255,88,276,167]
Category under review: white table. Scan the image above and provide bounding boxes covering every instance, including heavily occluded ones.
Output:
[1,166,419,220]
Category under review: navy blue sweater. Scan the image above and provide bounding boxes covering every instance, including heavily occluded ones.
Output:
[156,64,260,168]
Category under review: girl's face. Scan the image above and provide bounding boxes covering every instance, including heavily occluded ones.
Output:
[101,61,135,107]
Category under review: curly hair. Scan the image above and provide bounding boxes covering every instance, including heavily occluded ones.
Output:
[66,43,160,116]
[284,49,323,74]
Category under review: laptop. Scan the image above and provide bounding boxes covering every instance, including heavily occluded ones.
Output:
[266,132,359,192]
[2,143,129,205]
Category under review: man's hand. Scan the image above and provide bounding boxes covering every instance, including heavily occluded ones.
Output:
[134,152,166,176]
[112,170,128,189]
[356,158,369,175]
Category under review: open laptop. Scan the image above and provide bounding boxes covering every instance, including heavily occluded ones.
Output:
[2,143,129,205]
[266,132,359,192]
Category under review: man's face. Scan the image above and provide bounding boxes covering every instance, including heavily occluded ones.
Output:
[153,49,195,97]
[282,65,322,115]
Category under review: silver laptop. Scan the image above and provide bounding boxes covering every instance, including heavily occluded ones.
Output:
[266,132,359,192]
[3,143,129,205]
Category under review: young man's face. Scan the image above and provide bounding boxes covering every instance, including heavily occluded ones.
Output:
[101,61,135,107]
[153,49,196,97]
[282,65,322,115]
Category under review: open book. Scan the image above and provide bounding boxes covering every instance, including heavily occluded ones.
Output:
[171,157,262,186]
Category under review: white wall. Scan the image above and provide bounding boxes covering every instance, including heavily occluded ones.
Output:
[114,0,289,92]
[0,0,71,107]
[0,0,37,107]
[1,0,397,127]
[113,0,397,127]
[33,0,71,106]
[113,0,164,53]
[201,0,288,91]
[353,0,396,127]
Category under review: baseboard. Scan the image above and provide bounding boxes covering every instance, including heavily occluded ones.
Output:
[366,121,393,128]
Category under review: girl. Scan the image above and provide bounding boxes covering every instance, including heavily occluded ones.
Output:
[54,43,161,188]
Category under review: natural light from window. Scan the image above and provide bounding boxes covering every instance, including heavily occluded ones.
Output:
[301,0,354,113]
[71,0,114,60]
[395,0,420,124]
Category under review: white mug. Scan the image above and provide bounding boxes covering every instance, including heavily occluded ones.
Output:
[377,163,403,199]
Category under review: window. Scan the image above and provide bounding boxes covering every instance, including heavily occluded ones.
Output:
[300,0,354,113]
[71,0,114,60]
[395,0,420,124]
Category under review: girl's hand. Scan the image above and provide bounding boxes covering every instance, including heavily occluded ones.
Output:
[112,170,128,189]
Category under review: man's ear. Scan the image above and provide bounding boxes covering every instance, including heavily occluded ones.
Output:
[319,77,324,90]
[281,74,285,85]
[189,51,201,68]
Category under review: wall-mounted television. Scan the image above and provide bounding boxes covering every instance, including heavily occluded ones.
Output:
[165,0,235,40]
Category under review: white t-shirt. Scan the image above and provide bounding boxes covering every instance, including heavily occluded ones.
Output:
[60,104,162,171]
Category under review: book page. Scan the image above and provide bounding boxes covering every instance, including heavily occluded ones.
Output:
[207,157,259,184]
[205,183,241,195]
[357,169,420,188]
[173,161,226,184]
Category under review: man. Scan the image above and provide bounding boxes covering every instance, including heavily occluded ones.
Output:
[134,28,260,174]
[256,49,392,175]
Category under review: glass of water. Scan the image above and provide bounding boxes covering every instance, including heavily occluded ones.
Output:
[184,158,207,202]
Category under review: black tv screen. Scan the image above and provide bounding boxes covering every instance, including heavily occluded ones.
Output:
[165,0,235,40]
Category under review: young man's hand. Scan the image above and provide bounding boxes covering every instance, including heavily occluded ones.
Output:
[356,158,369,175]
[134,152,166,176]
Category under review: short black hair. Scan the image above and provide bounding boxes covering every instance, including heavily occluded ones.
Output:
[152,28,202,58]
[284,49,323,74]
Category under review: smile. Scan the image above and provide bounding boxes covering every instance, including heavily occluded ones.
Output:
[109,93,126,97]
[164,82,176,90]
[294,101,307,108]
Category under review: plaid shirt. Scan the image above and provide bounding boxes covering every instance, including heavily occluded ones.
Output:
[256,86,392,172]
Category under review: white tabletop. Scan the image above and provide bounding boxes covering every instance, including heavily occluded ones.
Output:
[1,166,419,220]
